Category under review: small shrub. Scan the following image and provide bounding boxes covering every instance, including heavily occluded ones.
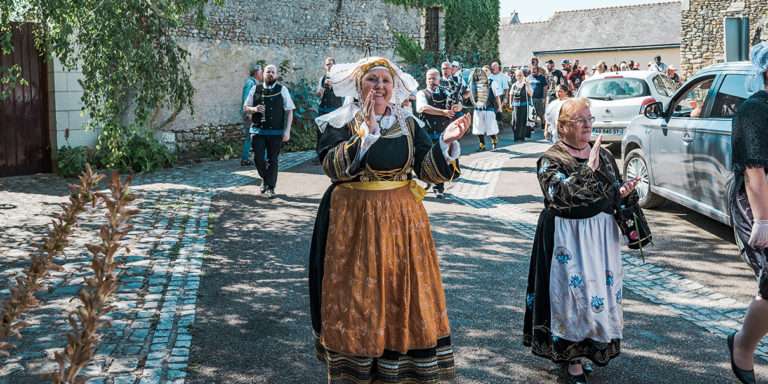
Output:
[283,78,320,153]
[56,146,94,177]
[122,133,176,173]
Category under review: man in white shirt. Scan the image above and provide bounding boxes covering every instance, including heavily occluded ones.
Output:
[488,61,510,128]
[243,64,295,198]
[416,68,460,198]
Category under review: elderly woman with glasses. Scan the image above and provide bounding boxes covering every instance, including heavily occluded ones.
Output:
[523,98,639,384]
[310,57,471,383]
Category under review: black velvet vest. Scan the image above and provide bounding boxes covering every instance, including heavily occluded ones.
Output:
[420,87,452,133]
[251,83,286,134]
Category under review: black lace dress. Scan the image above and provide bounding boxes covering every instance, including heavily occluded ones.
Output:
[523,144,627,366]
[729,90,768,299]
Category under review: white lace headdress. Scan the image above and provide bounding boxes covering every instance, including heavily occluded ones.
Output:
[315,57,420,132]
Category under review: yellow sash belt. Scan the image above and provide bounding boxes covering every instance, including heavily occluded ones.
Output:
[339,180,426,202]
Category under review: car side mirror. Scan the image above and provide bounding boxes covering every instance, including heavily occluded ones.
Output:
[643,101,664,119]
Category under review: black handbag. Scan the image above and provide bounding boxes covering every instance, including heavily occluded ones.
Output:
[613,190,653,258]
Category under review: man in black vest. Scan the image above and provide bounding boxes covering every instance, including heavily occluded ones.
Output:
[243,64,295,198]
[416,68,460,198]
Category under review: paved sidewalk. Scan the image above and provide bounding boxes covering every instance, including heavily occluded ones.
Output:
[0,153,314,384]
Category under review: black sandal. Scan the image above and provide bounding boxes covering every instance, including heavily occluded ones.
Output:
[728,331,756,384]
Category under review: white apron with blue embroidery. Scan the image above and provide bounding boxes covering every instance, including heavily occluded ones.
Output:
[549,212,624,343]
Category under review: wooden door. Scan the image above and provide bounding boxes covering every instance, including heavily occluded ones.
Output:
[0,23,51,177]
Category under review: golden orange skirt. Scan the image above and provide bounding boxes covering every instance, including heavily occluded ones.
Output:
[320,185,451,357]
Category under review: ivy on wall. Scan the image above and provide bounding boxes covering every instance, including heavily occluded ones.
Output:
[385,0,500,67]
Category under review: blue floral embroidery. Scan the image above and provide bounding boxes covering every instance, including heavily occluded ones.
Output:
[591,296,605,313]
[606,271,614,287]
[569,274,584,289]
[616,289,623,304]
[555,247,572,264]
[526,293,535,309]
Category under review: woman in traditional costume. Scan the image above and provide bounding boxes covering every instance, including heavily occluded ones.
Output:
[509,69,533,142]
[309,57,471,383]
[469,67,500,151]
[727,42,768,384]
[523,98,639,384]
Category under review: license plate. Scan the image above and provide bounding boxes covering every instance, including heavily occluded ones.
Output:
[592,128,624,136]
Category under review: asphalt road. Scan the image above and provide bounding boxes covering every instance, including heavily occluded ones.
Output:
[186,129,765,383]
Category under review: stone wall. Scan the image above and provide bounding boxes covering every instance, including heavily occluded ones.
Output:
[51,58,99,149]
[681,0,768,78]
[163,0,428,152]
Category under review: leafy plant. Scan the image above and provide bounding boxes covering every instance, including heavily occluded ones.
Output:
[386,0,500,67]
[109,132,175,173]
[1,0,222,168]
[56,146,93,178]
[0,165,102,358]
[283,78,321,153]
[52,172,137,384]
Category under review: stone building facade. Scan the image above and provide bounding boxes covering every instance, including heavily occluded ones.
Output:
[681,0,768,77]
[499,2,681,72]
[160,0,440,151]
[51,0,441,154]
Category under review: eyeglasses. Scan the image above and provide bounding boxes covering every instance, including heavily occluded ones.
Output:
[569,116,596,125]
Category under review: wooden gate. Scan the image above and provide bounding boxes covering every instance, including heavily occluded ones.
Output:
[424,7,440,53]
[0,23,51,177]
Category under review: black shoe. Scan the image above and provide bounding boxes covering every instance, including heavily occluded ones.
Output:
[567,374,588,384]
[564,361,588,384]
[264,189,276,199]
[241,159,253,166]
[728,331,756,384]
[260,184,267,194]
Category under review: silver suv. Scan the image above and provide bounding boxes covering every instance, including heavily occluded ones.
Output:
[621,61,754,225]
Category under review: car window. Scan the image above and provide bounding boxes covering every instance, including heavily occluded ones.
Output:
[652,75,675,97]
[670,76,715,118]
[710,74,750,118]
[579,78,650,100]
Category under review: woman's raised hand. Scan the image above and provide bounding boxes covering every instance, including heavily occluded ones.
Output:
[588,135,602,171]
[443,113,472,144]
[360,92,380,137]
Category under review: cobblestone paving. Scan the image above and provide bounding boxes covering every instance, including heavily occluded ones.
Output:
[0,152,315,384]
[447,140,768,362]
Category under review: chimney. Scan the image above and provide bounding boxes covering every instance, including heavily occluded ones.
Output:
[510,11,520,24]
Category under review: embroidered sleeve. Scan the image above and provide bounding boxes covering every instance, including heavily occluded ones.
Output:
[317,122,366,182]
[412,119,460,184]
[537,154,615,210]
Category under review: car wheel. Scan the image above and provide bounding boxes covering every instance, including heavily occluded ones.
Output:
[624,148,666,209]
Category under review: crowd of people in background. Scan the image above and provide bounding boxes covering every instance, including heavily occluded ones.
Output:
[235,53,686,195]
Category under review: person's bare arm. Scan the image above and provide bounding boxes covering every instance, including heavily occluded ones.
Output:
[283,109,293,142]
[746,167,768,220]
